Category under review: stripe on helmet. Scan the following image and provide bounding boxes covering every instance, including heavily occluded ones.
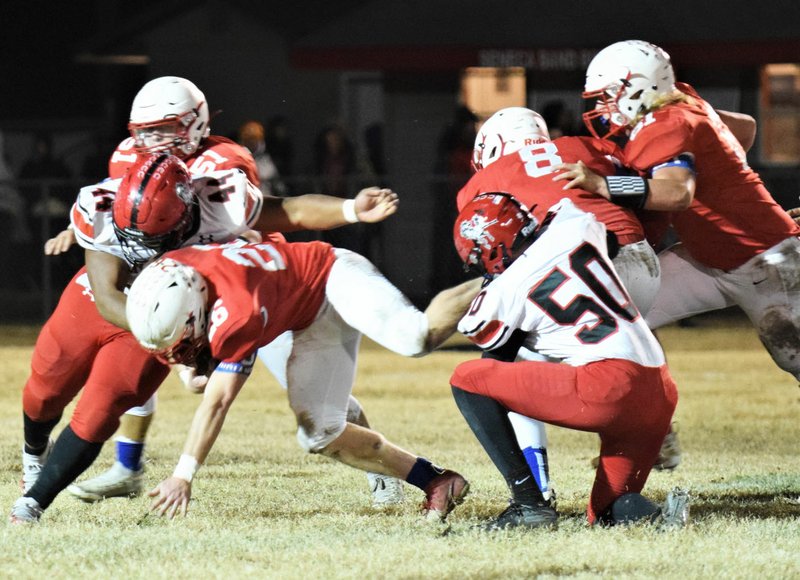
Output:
[130,153,170,227]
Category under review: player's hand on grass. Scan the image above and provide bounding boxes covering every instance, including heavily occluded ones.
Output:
[354,187,399,222]
[44,228,76,255]
[149,477,192,519]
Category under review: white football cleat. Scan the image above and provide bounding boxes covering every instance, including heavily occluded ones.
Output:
[367,473,405,507]
[9,496,43,524]
[21,440,53,493]
[656,487,691,529]
[67,462,144,502]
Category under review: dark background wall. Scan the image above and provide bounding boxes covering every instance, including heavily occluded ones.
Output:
[1,0,799,319]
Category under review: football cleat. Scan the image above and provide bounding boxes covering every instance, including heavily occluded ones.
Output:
[21,439,53,493]
[654,424,682,471]
[9,496,43,524]
[422,469,470,522]
[367,473,405,507]
[481,501,558,531]
[655,487,691,529]
[67,462,144,502]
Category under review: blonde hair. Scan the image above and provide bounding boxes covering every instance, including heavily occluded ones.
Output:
[632,89,694,125]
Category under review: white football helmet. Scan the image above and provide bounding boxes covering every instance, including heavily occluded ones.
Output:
[126,257,209,365]
[582,40,676,138]
[128,76,211,157]
[472,107,550,171]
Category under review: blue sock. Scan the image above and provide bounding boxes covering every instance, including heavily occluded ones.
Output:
[116,440,144,471]
[522,446,550,495]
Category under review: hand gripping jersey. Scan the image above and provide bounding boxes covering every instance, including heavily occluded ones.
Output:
[160,240,337,364]
[108,135,260,185]
[459,199,665,367]
[70,169,263,265]
[457,136,645,246]
[624,82,800,270]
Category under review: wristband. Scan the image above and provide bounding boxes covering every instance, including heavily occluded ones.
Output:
[172,454,200,482]
[342,199,359,223]
[604,176,649,209]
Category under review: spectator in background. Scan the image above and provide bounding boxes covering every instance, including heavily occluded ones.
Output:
[238,120,286,197]
[431,105,477,293]
[0,131,31,289]
[265,115,294,183]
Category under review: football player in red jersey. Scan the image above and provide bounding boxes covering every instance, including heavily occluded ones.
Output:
[123,240,480,521]
[449,192,688,529]
[42,77,399,507]
[11,153,398,522]
[455,107,672,517]
[555,40,800,386]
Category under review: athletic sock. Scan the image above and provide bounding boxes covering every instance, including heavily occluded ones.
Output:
[451,386,545,504]
[405,458,443,491]
[23,412,61,455]
[522,446,551,499]
[26,425,103,509]
[116,438,145,471]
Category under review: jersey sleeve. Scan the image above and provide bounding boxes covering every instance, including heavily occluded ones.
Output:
[186,137,260,185]
[458,283,525,351]
[624,112,695,174]
[208,298,262,363]
[70,182,126,259]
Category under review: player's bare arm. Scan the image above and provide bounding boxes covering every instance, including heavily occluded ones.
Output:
[43,227,76,255]
[149,369,248,518]
[84,249,131,329]
[717,109,757,152]
[254,187,399,232]
[553,161,695,211]
[423,278,483,353]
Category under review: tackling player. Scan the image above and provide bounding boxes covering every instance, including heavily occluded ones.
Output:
[10,151,398,523]
[124,240,480,521]
[556,40,800,384]
[450,192,688,529]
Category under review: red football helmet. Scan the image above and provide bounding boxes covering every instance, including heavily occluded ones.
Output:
[113,153,198,266]
[453,192,538,276]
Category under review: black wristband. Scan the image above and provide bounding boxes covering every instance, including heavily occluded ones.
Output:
[604,176,649,209]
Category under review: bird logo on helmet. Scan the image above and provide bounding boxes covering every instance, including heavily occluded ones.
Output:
[582,40,676,139]
[113,153,199,267]
[453,192,538,276]
[128,76,211,157]
[126,257,209,366]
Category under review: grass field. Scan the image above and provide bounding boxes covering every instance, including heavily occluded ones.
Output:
[1,314,799,578]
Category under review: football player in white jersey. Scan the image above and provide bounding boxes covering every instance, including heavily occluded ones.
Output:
[10,153,398,523]
[449,192,688,529]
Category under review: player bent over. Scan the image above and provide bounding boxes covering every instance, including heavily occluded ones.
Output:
[449,193,689,530]
[124,240,480,520]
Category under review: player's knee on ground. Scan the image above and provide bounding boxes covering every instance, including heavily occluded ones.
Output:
[295,418,347,453]
[594,492,660,526]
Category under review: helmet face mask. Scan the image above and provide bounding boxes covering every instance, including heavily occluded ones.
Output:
[472,107,550,171]
[128,76,210,157]
[113,153,198,267]
[126,257,209,366]
[453,192,538,276]
[582,40,676,139]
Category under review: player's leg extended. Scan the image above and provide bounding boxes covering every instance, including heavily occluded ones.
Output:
[286,303,466,520]
[14,334,168,522]
[19,275,100,495]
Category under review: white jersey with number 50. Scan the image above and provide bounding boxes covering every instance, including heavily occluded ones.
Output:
[458,199,665,367]
[70,169,263,263]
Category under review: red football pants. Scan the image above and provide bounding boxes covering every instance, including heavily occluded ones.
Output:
[23,267,169,442]
[450,357,677,523]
